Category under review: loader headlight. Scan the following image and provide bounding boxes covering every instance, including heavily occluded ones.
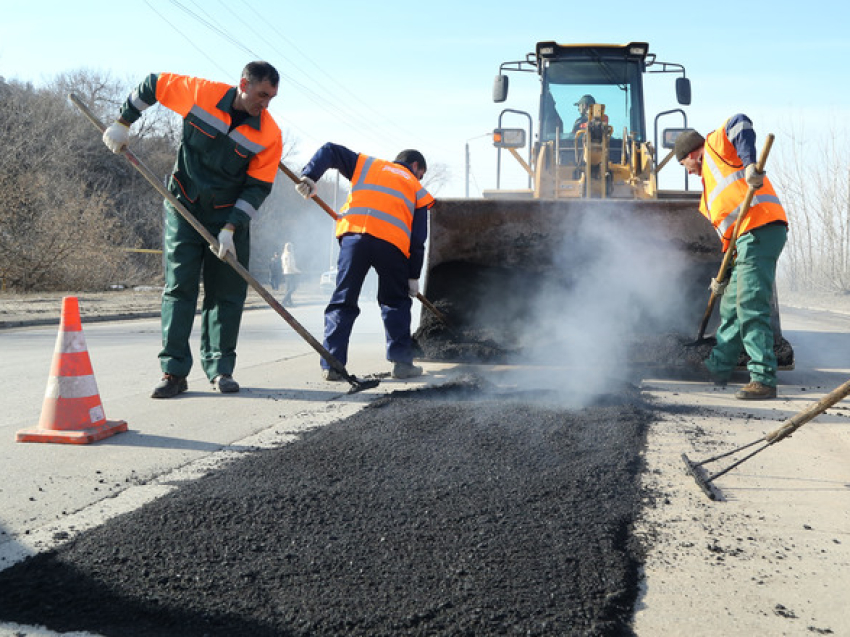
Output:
[493,128,526,149]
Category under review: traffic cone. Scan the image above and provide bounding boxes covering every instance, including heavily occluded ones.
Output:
[16,296,128,444]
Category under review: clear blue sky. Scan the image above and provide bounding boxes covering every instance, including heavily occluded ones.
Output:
[2,0,849,196]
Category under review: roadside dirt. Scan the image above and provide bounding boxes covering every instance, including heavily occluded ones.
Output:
[0,287,275,329]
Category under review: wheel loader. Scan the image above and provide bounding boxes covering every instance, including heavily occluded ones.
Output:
[416,41,793,372]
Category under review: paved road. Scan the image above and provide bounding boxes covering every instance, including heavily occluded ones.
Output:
[1,302,848,636]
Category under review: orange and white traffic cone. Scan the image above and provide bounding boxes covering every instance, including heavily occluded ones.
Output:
[16,296,128,444]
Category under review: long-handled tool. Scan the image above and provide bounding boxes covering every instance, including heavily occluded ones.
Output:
[682,377,850,501]
[70,93,379,394]
[278,161,454,330]
[689,133,775,346]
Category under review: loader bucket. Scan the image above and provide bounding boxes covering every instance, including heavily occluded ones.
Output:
[415,197,793,370]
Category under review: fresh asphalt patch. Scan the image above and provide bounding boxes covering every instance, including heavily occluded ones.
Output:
[0,375,664,637]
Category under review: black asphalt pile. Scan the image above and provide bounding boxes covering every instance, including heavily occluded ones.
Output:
[414,262,564,363]
[0,375,656,637]
[415,262,794,371]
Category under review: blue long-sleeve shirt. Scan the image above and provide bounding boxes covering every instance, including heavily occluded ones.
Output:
[724,114,758,167]
[301,142,430,278]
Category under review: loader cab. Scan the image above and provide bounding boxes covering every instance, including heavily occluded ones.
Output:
[536,42,649,167]
[491,41,691,198]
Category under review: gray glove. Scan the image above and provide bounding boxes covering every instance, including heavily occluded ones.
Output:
[408,279,420,298]
[709,277,728,297]
[745,163,764,190]
[295,176,317,199]
[214,227,236,260]
[102,121,130,154]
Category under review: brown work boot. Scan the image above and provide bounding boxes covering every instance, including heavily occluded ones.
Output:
[152,374,188,399]
[211,374,240,393]
[735,381,777,400]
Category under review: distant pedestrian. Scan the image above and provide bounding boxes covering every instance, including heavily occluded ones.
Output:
[102,61,283,398]
[296,144,434,380]
[675,114,788,400]
[281,242,300,306]
[269,251,282,291]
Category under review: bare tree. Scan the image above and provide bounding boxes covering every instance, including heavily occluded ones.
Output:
[773,123,850,294]
[0,72,176,291]
[422,162,451,196]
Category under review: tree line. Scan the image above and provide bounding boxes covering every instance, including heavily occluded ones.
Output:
[0,71,349,292]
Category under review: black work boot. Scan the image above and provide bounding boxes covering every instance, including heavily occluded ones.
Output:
[211,374,240,393]
[152,374,188,399]
[735,381,777,400]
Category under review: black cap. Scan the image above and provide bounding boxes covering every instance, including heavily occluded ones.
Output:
[574,94,595,107]
[674,130,705,161]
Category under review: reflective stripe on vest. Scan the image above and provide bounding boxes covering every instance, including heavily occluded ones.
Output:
[700,122,786,251]
[337,155,433,257]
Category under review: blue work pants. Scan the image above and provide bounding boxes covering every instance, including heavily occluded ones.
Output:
[322,233,413,368]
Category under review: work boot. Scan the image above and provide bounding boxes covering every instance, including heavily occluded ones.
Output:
[211,374,240,393]
[151,374,187,399]
[735,381,777,400]
[392,362,423,379]
[322,368,345,381]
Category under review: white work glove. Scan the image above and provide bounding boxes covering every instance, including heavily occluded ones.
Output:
[295,176,317,199]
[408,279,420,298]
[214,227,236,260]
[102,121,130,154]
[709,277,728,297]
[745,163,764,190]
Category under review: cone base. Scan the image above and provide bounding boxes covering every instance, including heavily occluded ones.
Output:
[16,419,128,445]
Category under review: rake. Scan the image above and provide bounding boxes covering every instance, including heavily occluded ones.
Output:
[682,378,850,500]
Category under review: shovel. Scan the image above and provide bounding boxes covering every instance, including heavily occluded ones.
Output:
[682,377,850,501]
[277,161,454,330]
[689,133,775,346]
[70,93,379,394]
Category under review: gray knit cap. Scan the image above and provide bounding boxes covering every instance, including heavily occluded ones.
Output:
[674,129,705,161]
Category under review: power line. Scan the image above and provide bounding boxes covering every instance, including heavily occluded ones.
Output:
[163,0,418,152]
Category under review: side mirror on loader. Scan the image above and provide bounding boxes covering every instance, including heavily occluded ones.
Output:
[676,77,692,105]
[493,128,525,148]
[493,75,509,103]
[493,128,526,149]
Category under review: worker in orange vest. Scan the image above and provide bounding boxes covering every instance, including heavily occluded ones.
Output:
[296,144,435,380]
[103,62,283,398]
[675,115,788,399]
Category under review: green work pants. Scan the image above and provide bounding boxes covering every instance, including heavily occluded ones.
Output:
[705,223,787,387]
[159,203,250,380]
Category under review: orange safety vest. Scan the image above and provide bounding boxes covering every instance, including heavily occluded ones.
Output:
[699,121,787,252]
[337,155,435,257]
[577,114,609,130]
[155,73,282,187]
